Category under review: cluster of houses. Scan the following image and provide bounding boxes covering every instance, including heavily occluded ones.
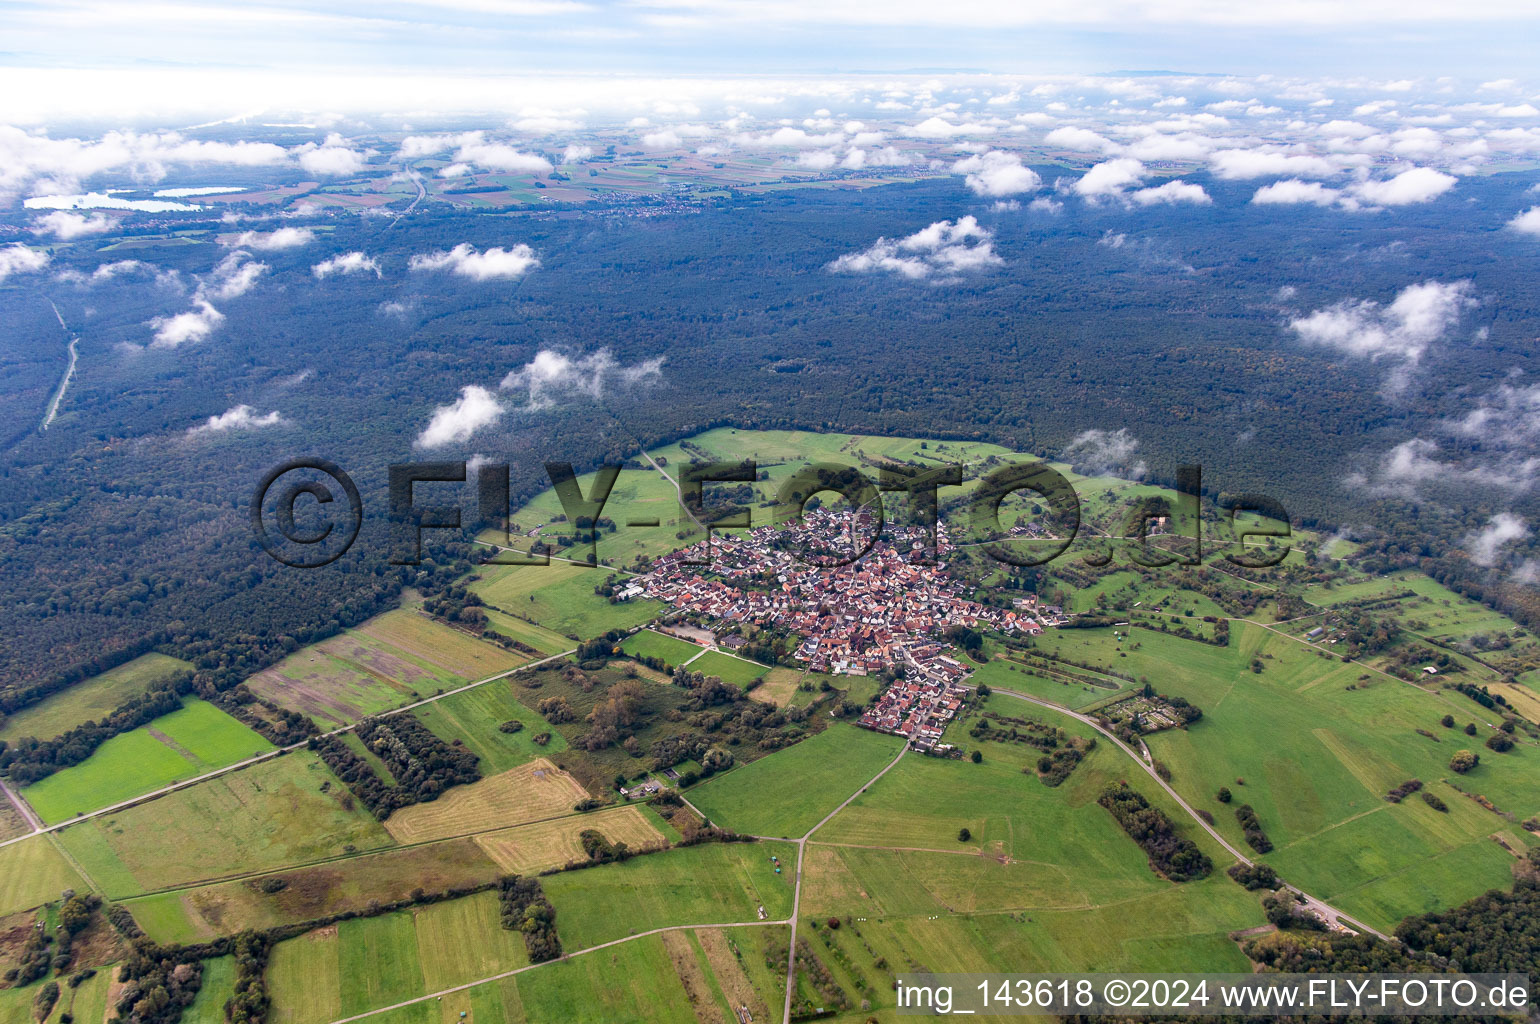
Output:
[636,508,1057,749]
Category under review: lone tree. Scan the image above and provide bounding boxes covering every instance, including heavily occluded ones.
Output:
[970,750,983,764]
[1450,749,1480,774]
[958,827,972,842]
[1440,714,1455,728]
[1216,786,1232,803]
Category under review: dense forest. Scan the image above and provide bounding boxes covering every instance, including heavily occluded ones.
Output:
[2,169,1539,687]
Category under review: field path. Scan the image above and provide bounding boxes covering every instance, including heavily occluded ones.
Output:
[0,647,575,850]
[0,777,42,833]
[325,918,784,1024]
[780,740,909,1024]
[987,685,1388,940]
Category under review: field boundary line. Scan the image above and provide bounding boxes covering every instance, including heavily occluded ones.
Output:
[0,648,576,851]
[322,918,785,1024]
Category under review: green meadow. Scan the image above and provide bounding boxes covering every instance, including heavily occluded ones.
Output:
[22,698,274,823]
[541,839,797,948]
[688,723,904,838]
[620,628,702,669]
[56,752,391,897]
[412,678,569,773]
[0,652,191,744]
[0,836,86,918]
[471,560,665,641]
[266,891,528,1024]
[1095,621,1540,932]
[688,650,770,688]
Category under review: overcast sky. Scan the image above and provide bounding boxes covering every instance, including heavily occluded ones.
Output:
[2,0,1538,110]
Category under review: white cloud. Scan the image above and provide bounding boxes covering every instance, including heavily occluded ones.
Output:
[1129,180,1210,205]
[1349,167,1456,206]
[201,251,267,300]
[312,251,381,278]
[1251,179,1341,206]
[150,299,223,348]
[1028,197,1062,214]
[188,404,284,435]
[1467,513,1529,567]
[452,133,552,173]
[0,244,50,281]
[903,116,995,140]
[416,385,503,448]
[796,149,838,170]
[228,226,315,250]
[951,150,1041,197]
[1208,149,1339,180]
[500,348,665,410]
[409,243,539,281]
[1289,279,1475,364]
[1073,157,1145,198]
[1043,126,1118,154]
[1505,207,1540,235]
[827,215,1001,281]
[1064,428,1146,480]
[295,133,371,176]
[32,210,112,238]
[561,144,593,164]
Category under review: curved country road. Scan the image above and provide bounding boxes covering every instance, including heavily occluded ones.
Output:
[988,684,1388,940]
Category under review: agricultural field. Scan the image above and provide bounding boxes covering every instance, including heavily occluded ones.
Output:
[687,724,904,838]
[266,891,529,1024]
[21,698,275,824]
[382,759,591,844]
[0,836,85,918]
[751,667,805,706]
[498,659,710,794]
[247,610,524,727]
[470,561,664,641]
[0,799,27,844]
[56,752,391,897]
[688,650,770,688]
[0,652,191,744]
[124,838,502,944]
[480,609,574,657]
[967,655,1129,710]
[474,805,672,874]
[541,839,798,948]
[619,628,702,669]
[1123,621,1540,932]
[411,680,569,774]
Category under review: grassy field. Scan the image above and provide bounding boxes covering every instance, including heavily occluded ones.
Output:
[22,698,275,823]
[266,891,529,1024]
[967,655,1128,710]
[470,561,664,641]
[619,628,702,669]
[185,955,237,1024]
[1077,621,1540,932]
[57,752,391,898]
[383,759,590,844]
[248,610,524,727]
[542,840,797,948]
[0,652,191,744]
[752,667,805,706]
[474,805,671,874]
[686,724,904,839]
[0,836,85,918]
[688,650,770,688]
[124,838,502,944]
[481,610,575,657]
[411,680,569,773]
